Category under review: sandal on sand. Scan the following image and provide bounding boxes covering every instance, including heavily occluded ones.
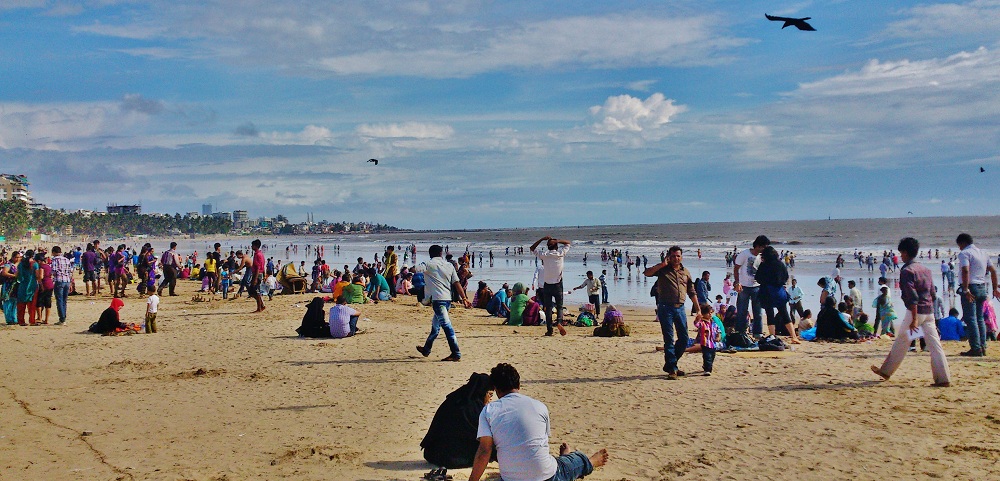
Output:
[423,468,452,480]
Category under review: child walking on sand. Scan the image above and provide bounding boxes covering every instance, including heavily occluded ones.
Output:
[265,273,277,301]
[694,304,722,376]
[145,292,159,333]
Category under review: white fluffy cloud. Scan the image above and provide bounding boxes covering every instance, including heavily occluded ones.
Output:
[66,2,746,77]
[259,125,335,145]
[315,15,744,77]
[355,122,454,139]
[887,0,1000,39]
[717,46,1000,168]
[0,101,128,150]
[795,47,1000,97]
[589,93,686,137]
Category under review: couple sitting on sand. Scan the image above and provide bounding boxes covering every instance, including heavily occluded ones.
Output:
[295,296,362,339]
[421,363,608,481]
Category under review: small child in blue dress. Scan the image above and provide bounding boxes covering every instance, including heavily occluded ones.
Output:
[220,269,231,299]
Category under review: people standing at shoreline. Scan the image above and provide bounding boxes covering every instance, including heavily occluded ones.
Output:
[571,271,602,317]
[787,278,805,322]
[530,236,571,337]
[644,246,701,379]
[734,235,769,339]
[599,270,609,304]
[955,233,999,357]
[872,237,951,387]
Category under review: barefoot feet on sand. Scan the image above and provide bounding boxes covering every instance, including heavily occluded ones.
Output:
[870,365,889,380]
[591,449,609,468]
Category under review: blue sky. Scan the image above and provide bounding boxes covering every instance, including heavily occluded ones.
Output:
[2,0,999,229]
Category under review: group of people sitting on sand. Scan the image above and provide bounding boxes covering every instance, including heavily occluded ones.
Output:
[471,280,630,337]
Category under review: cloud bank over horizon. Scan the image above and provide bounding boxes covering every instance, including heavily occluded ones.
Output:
[2,1,999,229]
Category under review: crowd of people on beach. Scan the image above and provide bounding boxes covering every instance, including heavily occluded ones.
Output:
[4,229,1000,480]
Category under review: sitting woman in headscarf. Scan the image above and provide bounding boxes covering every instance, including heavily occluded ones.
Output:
[814,296,859,341]
[296,297,331,338]
[506,283,529,326]
[521,290,542,326]
[420,373,496,469]
[89,298,128,334]
[593,305,630,337]
[472,281,493,309]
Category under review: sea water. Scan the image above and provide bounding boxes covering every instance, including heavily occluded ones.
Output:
[154,216,1000,313]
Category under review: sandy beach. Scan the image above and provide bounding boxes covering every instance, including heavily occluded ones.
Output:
[2,278,999,481]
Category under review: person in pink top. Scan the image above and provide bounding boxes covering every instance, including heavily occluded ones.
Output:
[250,239,266,313]
[35,251,54,324]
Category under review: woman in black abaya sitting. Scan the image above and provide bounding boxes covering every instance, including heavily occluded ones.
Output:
[420,373,496,469]
[296,297,331,338]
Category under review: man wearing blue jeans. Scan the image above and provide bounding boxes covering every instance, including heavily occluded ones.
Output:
[734,235,770,338]
[469,363,608,481]
[415,245,471,362]
[955,233,999,357]
[644,246,702,380]
[50,246,73,325]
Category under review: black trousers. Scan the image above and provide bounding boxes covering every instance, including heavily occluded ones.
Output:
[589,294,601,317]
[542,281,564,334]
[158,266,177,295]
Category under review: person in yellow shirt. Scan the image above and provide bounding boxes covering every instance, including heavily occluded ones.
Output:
[203,255,218,294]
[333,273,351,300]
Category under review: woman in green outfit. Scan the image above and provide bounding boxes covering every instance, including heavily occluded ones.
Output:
[16,249,42,325]
[1,251,22,324]
[506,283,529,326]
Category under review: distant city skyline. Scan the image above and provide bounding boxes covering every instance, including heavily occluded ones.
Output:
[2,1,999,229]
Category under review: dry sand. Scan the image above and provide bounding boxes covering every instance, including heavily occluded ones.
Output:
[2,279,999,481]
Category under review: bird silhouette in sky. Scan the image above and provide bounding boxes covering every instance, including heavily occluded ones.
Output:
[765,14,817,31]
[907,211,914,215]
[367,158,379,166]
[981,166,986,173]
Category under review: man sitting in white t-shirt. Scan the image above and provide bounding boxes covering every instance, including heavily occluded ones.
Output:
[469,363,608,481]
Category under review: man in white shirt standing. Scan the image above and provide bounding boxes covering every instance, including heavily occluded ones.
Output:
[469,363,608,481]
[733,235,769,338]
[531,236,570,337]
[415,244,472,362]
[786,278,805,322]
[956,233,999,357]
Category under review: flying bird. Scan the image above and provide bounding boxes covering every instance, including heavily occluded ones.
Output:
[367,158,379,166]
[981,166,986,173]
[907,211,914,215]
[765,14,817,31]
